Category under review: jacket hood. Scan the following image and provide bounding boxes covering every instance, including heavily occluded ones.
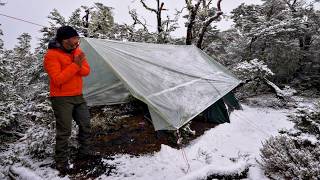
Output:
[48,39,62,49]
[48,38,75,53]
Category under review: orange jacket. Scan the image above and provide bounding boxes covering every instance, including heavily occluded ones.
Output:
[44,47,90,97]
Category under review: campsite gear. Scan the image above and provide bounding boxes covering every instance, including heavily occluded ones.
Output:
[50,95,91,163]
[80,38,242,131]
[203,99,230,124]
[223,92,242,112]
[202,91,242,124]
[76,150,101,161]
[44,46,90,97]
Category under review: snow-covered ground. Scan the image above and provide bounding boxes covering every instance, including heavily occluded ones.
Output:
[2,105,295,180]
[98,105,294,180]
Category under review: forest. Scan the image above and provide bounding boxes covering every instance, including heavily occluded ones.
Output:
[0,0,319,179]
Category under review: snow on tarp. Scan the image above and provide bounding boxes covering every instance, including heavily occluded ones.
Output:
[80,38,241,130]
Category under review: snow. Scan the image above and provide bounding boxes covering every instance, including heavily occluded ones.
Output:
[98,105,294,180]
[9,165,43,180]
[178,159,248,180]
[234,59,274,76]
[292,96,319,111]
[298,134,319,145]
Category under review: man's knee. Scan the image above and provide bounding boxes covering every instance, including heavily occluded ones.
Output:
[56,126,72,140]
[73,103,91,130]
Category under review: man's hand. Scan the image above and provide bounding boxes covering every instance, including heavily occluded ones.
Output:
[74,52,85,67]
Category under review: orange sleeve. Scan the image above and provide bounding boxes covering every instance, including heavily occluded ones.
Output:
[78,58,90,76]
[44,52,80,86]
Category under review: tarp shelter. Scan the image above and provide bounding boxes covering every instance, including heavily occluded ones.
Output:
[80,38,241,131]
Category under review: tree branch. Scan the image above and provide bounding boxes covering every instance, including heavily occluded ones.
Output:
[185,0,192,10]
[175,7,186,15]
[129,9,148,31]
[284,0,297,12]
[140,0,157,13]
[160,2,165,11]
[194,0,202,12]
[140,0,168,42]
[196,0,223,48]
[217,0,222,11]
[207,0,213,7]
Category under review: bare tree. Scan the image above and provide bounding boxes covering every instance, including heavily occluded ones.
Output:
[125,9,149,41]
[140,0,167,42]
[82,8,90,37]
[185,0,223,48]
[196,0,223,48]
[185,0,202,45]
[129,9,148,31]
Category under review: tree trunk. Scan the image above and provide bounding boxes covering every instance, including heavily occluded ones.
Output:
[140,0,166,43]
[185,0,201,45]
[196,11,223,48]
[197,0,223,49]
[82,9,90,37]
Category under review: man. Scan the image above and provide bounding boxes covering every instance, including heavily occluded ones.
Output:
[43,26,91,173]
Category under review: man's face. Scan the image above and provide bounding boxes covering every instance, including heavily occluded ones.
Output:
[61,36,80,51]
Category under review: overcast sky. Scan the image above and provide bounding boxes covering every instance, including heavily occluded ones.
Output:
[0,0,262,50]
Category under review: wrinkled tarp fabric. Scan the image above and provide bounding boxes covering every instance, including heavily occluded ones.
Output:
[80,38,241,130]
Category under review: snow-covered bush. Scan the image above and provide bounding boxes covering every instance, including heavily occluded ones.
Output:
[233,58,274,79]
[0,50,23,134]
[290,106,320,138]
[26,91,54,126]
[24,120,81,159]
[244,94,286,108]
[232,58,275,98]
[260,135,320,179]
[260,103,320,179]
[25,126,55,159]
[0,102,18,131]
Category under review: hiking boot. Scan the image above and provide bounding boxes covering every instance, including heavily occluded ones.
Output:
[77,150,101,160]
[55,161,73,175]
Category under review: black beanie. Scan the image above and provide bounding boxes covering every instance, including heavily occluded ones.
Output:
[56,26,79,42]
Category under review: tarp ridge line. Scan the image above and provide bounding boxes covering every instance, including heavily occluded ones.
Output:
[147,73,223,99]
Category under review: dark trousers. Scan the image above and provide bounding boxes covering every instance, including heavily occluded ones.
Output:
[50,95,91,163]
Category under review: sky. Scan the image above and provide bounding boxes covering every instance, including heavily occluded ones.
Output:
[0,0,263,50]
